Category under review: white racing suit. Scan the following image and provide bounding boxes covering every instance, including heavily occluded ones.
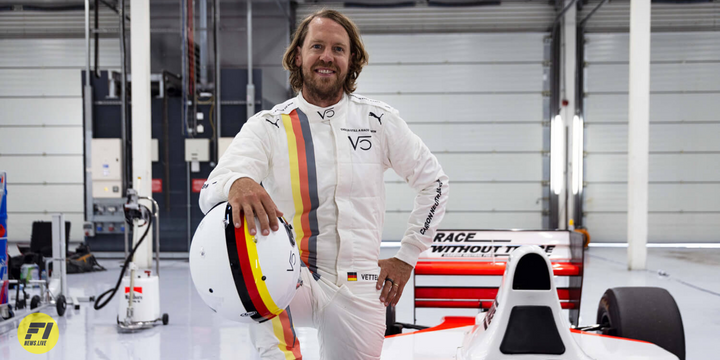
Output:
[199,92,449,359]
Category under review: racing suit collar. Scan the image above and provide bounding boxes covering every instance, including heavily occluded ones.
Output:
[297,91,347,122]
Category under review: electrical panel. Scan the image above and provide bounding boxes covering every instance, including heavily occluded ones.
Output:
[92,139,122,198]
[184,138,210,162]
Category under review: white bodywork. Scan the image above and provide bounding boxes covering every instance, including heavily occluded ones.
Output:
[381,246,678,360]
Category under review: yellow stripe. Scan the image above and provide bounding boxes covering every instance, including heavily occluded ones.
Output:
[271,316,296,360]
[282,113,305,259]
[244,222,283,316]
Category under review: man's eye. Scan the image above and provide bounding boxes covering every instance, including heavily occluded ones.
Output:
[334,47,344,52]
[312,44,322,49]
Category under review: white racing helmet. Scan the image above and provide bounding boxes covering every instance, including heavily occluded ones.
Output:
[189,202,301,323]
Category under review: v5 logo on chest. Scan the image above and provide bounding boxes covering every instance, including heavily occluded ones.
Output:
[349,136,372,151]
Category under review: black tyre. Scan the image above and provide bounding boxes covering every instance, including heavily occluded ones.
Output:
[162,313,169,325]
[384,305,402,336]
[30,295,41,310]
[597,287,685,360]
[56,295,67,317]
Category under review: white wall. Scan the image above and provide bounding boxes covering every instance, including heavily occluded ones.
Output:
[355,33,548,240]
[583,32,720,242]
[0,38,120,243]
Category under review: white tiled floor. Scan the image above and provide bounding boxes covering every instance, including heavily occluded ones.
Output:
[1,247,718,359]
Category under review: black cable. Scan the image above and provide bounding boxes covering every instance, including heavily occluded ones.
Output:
[93,206,152,310]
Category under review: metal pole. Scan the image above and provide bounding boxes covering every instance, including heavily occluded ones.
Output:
[84,0,94,225]
[199,0,208,87]
[141,197,160,276]
[627,0,651,270]
[131,0,153,270]
[246,0,255,119]
[562,0,577,230]
[214,0,221,153]
[119,0,128,194]
[186,162,191,251]
[85,0,91,87]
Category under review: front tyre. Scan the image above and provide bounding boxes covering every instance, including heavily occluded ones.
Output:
[596,287,685,360]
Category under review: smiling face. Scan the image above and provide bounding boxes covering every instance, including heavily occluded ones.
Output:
[295,17,352,106]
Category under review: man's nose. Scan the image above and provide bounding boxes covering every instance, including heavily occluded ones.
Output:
[319,48,333,63]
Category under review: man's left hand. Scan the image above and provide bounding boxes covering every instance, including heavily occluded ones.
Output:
[377,258,413,307]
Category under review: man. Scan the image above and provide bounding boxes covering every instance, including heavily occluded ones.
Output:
[199,9,449,360]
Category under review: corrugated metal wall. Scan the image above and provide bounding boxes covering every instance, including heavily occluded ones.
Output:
[579,0,720,33]
[0,38,121,242]
[583,32,720,242]
[353,33,548,240]
[297,1,555,33]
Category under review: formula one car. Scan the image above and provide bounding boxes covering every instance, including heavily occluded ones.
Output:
[381,231,685,360]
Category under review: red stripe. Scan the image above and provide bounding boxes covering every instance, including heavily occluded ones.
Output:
[570,329,652,344]
[386,316,475,339]
[414,287,572,300]
[414,261,582,276]
[290,110,312,267]
[235,222,273,319]
[279,311,302,358]
[414,300,576,309]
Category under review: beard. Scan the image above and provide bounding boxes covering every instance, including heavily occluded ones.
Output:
[301,62,346,102]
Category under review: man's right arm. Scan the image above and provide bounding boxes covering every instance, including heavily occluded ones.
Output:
[198,116,273,214]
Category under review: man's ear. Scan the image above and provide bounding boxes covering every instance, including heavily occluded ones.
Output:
[295,46,302,67]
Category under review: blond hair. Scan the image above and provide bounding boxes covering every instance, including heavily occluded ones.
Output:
[282,9,369,94]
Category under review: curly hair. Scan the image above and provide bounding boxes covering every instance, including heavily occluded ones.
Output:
[282,9,369,94]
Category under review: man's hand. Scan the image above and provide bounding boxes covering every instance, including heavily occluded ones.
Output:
[228,177,283,236]
[376,258,413,307]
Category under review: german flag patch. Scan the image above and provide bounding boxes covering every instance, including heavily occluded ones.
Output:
[347,272,357,281]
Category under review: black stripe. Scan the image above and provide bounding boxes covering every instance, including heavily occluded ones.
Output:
[296,109,321,279]
[224,205,263,321]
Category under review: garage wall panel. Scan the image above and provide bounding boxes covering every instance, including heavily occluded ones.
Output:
[359,32,548,240]
[583,32,720,243]
[586,63,720,93]
[1,98,83,126]
[375,94,543,123]
[584,184,720,212]
[585,93,720,123]
[585,154,720,183]
[584,32,720,62]
[585,124,720,153]
[0,69,81,97]
[410,123,543,153]
[0,127,83,155]
[585,213,720,243]
[360,64,543,94]
[1,156,84,184]
[0,39,97,242]
[385,183,543,212]
[6,184,84,213]
[384,153,543,183]
[0,39,120,68]
[363,33,546,63]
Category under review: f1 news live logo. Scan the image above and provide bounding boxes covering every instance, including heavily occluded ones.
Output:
[17,313,59,354]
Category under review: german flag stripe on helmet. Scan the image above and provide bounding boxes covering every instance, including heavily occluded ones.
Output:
[225,206,283,322]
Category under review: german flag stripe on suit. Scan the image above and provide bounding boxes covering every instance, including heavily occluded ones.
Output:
[281,109,320,280]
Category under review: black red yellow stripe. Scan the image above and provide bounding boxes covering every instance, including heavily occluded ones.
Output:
[271,308,303,359]
[281,109,320,279]
[225,205,283,322]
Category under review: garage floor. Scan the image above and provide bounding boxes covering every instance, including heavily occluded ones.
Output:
[1,247,718,360]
